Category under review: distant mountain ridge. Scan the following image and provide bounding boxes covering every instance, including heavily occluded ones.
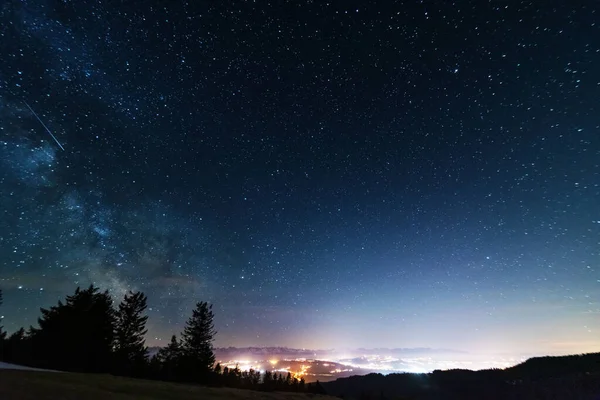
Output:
[353,347,468,354]
[146,346,323,359]
[215,347,325,355]
[147,346,467,358]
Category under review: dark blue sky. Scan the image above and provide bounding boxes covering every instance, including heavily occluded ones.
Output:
[0,0,598,357]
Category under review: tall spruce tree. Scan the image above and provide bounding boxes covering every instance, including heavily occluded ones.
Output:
[114,291,149,376]
[180,301,216,382]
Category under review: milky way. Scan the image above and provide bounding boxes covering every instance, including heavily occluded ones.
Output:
[0,0,599,359]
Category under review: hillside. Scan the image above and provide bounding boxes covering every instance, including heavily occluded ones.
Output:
[505,352,600,379]
[322,352,600,400]
[0,369,336,400]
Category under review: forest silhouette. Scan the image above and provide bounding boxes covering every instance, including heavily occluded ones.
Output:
[0,287,325,394]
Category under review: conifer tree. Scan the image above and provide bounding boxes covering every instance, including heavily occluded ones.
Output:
[0,289,5,360]
[2,328,29,364]
[230,365,242,387]
[156,334,182,381]
[248,368,260,386]
[213,362,223,386]
[309,380,326,395]
[157,335,182,362]
[241,370,250,387]
[148,353,163,379]
[114,291,149,376]
[180,301,216,382]
[222,366,231,386]
[0,289,6,342]
[30,285,115,372]
[263,370,274,390]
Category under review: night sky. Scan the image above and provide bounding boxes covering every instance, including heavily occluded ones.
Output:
[0,0,599,359]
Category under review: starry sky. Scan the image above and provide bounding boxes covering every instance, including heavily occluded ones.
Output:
[0,0,599,359]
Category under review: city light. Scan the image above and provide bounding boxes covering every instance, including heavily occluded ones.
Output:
[216,352,528,383]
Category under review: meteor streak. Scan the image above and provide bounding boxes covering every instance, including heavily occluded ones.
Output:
[23,100,65,151]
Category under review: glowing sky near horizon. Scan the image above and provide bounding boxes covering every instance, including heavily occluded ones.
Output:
[0,0,599,360]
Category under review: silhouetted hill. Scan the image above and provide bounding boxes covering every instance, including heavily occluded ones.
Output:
[322,352,600,400]
[504,352,600,379]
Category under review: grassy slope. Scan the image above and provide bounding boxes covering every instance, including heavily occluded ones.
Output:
[0,370,334,400]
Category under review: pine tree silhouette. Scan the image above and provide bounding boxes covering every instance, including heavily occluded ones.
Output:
[114,291,149,377]
[248,368,260,387]
[148,353,162,379]
[213,362,223,386]
[241,370,250,387]
[180,301,216,383]
[2,328,30,364]
[156,334,183,381]
[230,364,242,387]
[0,289,5,338]
[309,380,327,395]
[29,285,115,372]
[214,362,222,374]
[222,366,231,386]
[0,289,5,359]
[263,370,274,390]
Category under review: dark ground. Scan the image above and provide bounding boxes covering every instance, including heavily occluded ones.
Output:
[0,369,334,400]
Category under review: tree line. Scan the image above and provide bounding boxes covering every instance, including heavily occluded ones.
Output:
[0,287,325,394]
